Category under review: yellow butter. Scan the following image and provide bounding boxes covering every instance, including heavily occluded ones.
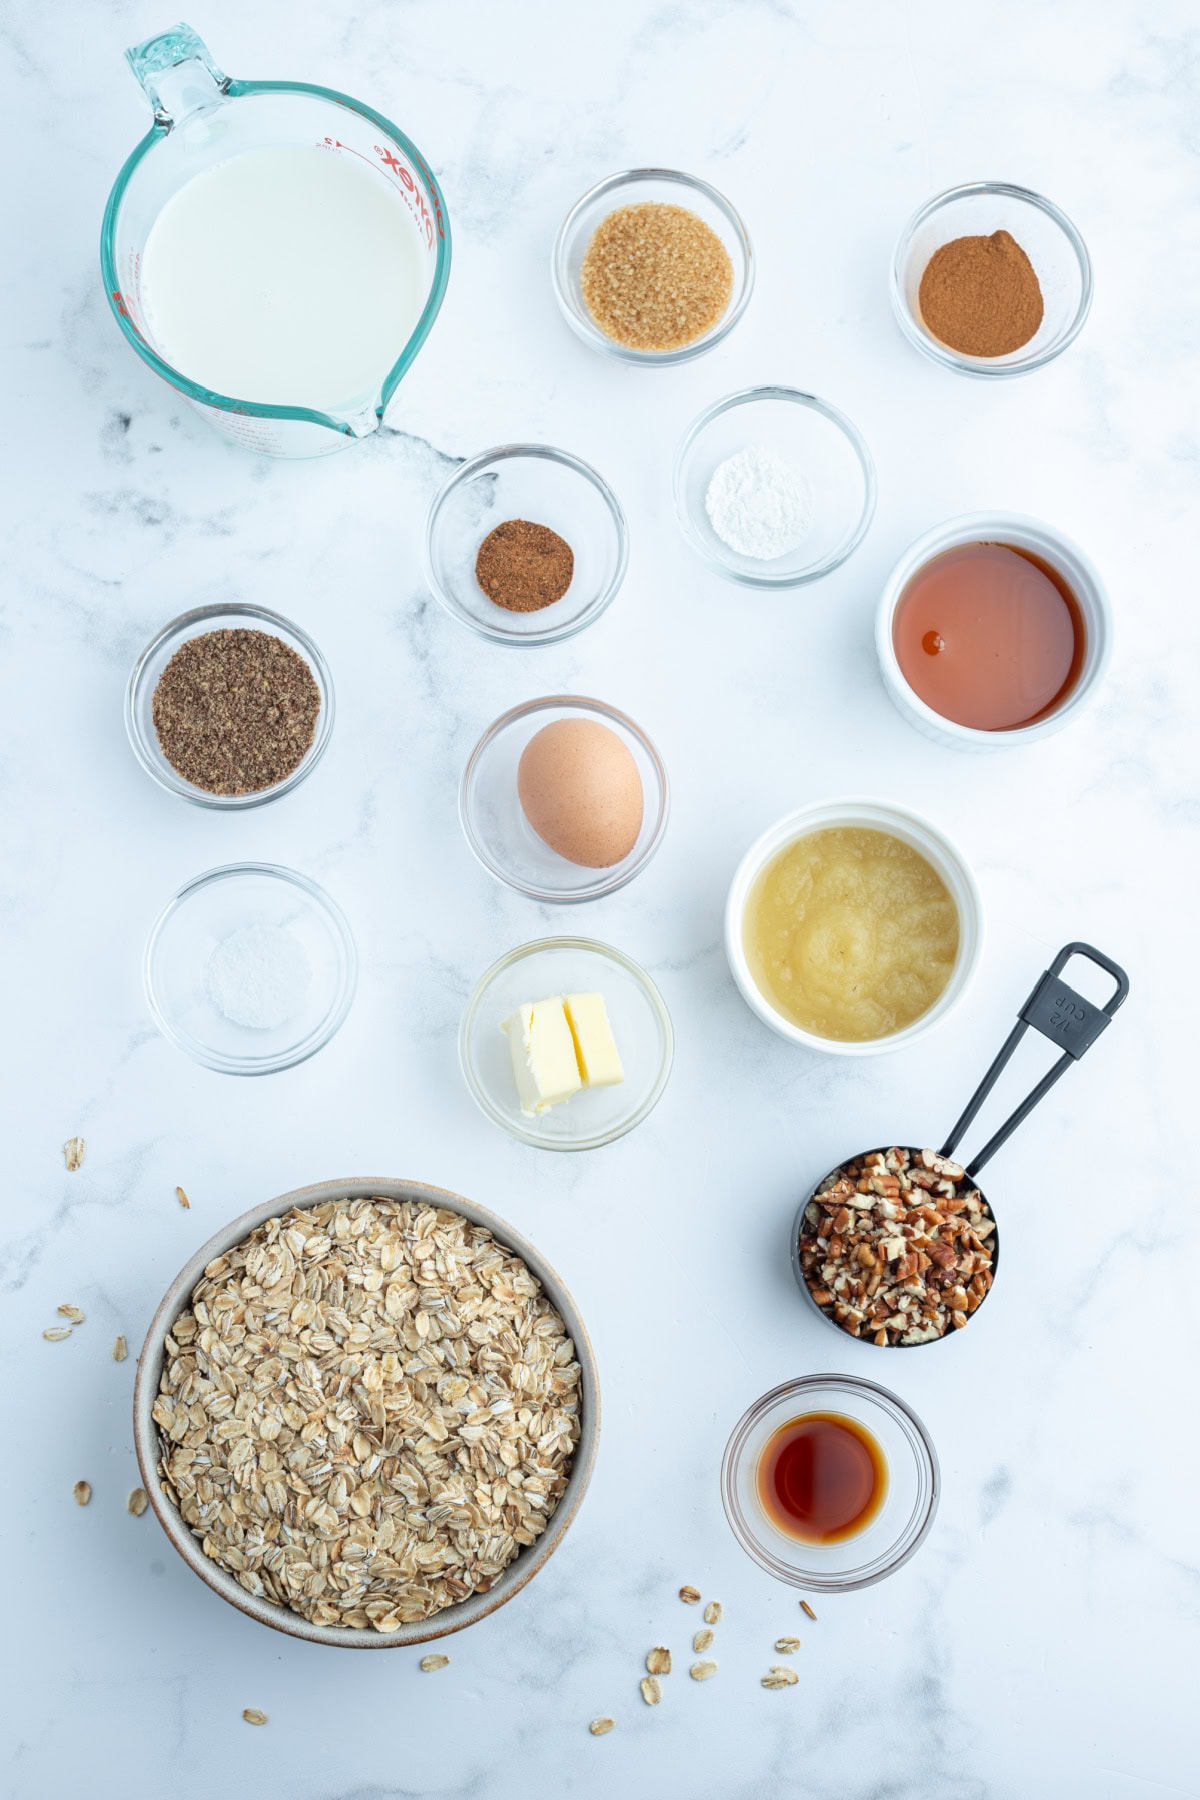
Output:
[564,993,625,1090]
[501,998,582,1114]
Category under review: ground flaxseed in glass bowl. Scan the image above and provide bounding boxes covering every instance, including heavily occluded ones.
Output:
[151,1195,584,1631]
[151,627,321,796]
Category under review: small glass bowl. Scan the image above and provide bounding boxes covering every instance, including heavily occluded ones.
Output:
[721,1374,940,1591]
[552,168,754,365]
[892,181,1093,377]
[674,388,876,587]
[460,937,674,1151]
[459,696,669,903]
[126,603,334,808]
[424,445,628,646]
[144,863,357,1075]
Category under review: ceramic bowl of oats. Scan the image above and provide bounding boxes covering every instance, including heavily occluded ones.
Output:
[133,1177,600,1647]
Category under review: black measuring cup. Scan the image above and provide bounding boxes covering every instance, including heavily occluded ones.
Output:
[791,943,1129,1347]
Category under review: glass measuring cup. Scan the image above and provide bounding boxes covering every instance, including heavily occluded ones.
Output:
[791,942,1130,1345]
[101,25,451,457]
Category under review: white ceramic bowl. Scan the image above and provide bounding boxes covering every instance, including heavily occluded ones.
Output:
[724,799,983,1056]
[875,512,1112,752]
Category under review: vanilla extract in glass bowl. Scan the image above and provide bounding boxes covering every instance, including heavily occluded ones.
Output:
[793,943,1129,1347]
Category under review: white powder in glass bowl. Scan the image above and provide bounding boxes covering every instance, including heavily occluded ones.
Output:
[206,923,312,1030]
[704,447,813,560]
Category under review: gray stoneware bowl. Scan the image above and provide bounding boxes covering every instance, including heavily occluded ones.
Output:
[133,1176,601,1648]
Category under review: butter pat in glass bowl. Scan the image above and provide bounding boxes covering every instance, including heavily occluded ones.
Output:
[460,938,673,1151]
[724,799,982,1056]
[892,181,1092,377]
[552,168,754,365]
[674,388,875,587]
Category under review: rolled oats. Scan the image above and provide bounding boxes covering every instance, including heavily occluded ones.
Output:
[774,1636,801,1654]
[589,1718,615,1736]
[645,1647,671,1675]
[639,1676,661,1706]
[73,1480,91,1505]
[703,1601,722,1625]
[798,1147,996,1345]
[64,1137,85,1172]
[127,1487,149,1516]
[679,1585,701,1605]
[152,1197,583,1631]
[761,1666,799,1689]
[689,1661,717,1681]
[113,1336,128,1362]
[43,1327,72,1342]
[242,1709,267,1726]
[800,1600,817,1621]
[58,1304,85,1325]
[419,1654,449,1672]
[692,1628,713,1653]
[176,1186,190,1210]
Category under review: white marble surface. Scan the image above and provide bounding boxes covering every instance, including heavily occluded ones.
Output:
[2,2,1196,1795]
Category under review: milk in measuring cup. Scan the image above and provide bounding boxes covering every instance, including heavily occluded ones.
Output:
[140,146,426,413]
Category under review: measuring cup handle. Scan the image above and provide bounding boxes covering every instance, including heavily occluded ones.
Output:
[940,942,1129,1178]
[125,25,229,127]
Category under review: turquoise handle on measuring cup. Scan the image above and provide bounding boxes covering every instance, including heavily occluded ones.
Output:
[125,23,228,127]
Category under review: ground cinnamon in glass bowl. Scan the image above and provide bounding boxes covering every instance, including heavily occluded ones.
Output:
[891,182,1092,378]
[918,229,1042,356]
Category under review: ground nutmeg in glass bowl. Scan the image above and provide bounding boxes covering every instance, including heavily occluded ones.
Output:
[475,519,575,613]
[581,202,733,352]
[152,628,321,795]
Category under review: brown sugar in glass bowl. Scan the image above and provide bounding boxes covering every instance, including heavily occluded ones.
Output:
[554,170,754,366]
[581,202,734,353]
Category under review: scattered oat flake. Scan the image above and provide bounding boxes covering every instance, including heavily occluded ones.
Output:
[73,1480,91,1506]
[58,1304,85,1324]
[775,1636,801,1654]
[242,1709,268,1726]
[112,1335,128,1362]
[175,1186,190,1209]
[800,1600,818,1620]
[693,1628,714,1653]
[646,1647,671,1675]
[43,1327,72,1342]
[640,1676,662,1706]
[128,1487,149,1516]
[64,1137,85,1171]
[703,1601,722,1625]
[690,1661,717,1681]
[589,1718,615,1737]
[420,1654,449,1672]
[762,1666,799,1689]
[679,1585,701,1604]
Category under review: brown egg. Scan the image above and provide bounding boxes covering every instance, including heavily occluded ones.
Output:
[517,718,644,868]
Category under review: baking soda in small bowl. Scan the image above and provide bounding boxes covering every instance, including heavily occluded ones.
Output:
[705,447,813,560]
[206,924,312,1030]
